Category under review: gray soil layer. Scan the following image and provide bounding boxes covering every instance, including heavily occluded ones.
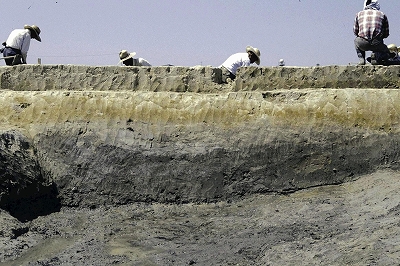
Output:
[1,169,399,265]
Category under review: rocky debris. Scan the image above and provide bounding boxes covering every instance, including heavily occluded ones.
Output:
[0,210,26,239]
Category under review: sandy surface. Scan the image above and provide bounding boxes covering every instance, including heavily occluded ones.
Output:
[1,169,400,265]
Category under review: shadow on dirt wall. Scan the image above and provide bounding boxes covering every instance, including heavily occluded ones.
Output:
[0,182,60,222]
[0,130,60,222]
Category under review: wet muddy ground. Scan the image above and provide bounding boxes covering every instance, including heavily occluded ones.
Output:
[1,169,400,265]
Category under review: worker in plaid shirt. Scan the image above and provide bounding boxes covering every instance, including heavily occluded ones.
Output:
[354,0,390,65]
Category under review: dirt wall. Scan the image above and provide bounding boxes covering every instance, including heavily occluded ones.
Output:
[0,65,400,214]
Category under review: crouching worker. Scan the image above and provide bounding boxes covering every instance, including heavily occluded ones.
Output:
[2,24,41,66]
[354,0,390,65]
[119,50,152,66]
[219,45,260,83]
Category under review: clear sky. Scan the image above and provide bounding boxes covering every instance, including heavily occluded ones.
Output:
[2,0,400,67]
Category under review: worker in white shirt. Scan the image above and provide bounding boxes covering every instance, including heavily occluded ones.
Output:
[119,50,152,66]
[219,45,260,83]
[1,24,41,66]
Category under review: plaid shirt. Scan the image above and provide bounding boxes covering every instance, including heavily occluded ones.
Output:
[354,9,389,40]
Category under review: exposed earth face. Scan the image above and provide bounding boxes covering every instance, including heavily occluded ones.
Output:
[1,65,400,265]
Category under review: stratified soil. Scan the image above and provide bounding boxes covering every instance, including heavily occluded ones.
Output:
[1,169,400,266]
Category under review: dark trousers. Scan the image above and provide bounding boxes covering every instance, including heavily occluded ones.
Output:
[3,47,22,66]
[354,36,390,61]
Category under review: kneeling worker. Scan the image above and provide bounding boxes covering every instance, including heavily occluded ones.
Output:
[119,50,152,66]
[219,45,260,83]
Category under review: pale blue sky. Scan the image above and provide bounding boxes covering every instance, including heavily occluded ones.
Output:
[2,1,400,67]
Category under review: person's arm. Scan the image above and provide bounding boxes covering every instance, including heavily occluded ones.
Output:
[353,15,360,36]
[20,34,31,64]
[382,15,389,38]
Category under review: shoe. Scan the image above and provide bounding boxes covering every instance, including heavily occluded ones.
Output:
[370,53,379,65]
[358,58,366,65]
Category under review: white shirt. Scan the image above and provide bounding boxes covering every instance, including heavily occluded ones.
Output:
[119,58,152,66]
[136,58,151,66]
[220,53,251,75]
[6,29,32,59]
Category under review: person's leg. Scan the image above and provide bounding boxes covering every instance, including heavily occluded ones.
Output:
[354,37,369,65]
[11,54,22,65]
[370,39,391,63]
[3,47,22,66]
[3,48,15,66]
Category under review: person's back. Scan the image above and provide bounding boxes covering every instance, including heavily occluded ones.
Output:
[134,58,151,67]
[220,53,251,76]
[354,9,388,41]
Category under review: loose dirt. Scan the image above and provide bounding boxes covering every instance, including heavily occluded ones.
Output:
[1,169,400,265]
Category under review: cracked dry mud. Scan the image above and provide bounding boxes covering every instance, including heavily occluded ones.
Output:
[1,169,400,265]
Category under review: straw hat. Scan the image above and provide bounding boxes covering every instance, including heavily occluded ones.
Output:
[387,44,398,54]
[246,45,261,65]
[119,50,136,62]
[24,25,41,42]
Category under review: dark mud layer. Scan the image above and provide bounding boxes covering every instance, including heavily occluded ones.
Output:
[1,169,399,265]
